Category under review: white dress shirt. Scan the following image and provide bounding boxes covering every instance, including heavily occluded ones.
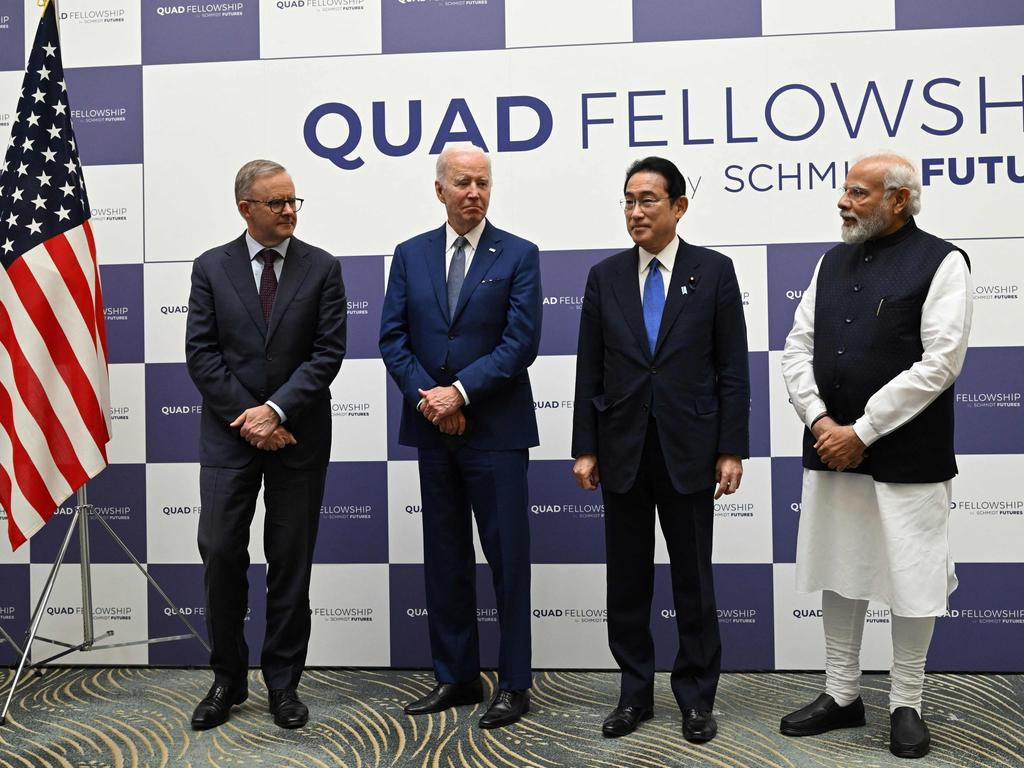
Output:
[637,236,678,301]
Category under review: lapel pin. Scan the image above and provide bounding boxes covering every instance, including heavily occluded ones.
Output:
[488,247,496,252]
[681,286,688,295]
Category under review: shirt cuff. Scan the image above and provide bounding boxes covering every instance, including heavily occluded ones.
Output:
[852,418,881,447]
[453,380,469,406]
[266,400,286,423]
[805,406,828,430]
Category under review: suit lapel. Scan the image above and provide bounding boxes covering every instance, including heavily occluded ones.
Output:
[266,237,312,344]
[452,221,501,324]
[425,225,450,322]
[222,234,266,336]
[653,238,701,357]
[609,247,652,362]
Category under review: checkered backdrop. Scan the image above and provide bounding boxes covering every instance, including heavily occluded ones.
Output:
[1,0,1022,673]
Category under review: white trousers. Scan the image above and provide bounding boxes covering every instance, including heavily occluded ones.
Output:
[822,590,935,713]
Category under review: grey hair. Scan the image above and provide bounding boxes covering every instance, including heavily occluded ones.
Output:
[235,159,287,201]
[854,152,922,217]
[435,143,491,183]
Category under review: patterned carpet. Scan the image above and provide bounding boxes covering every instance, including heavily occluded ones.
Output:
[1,668,1022,767]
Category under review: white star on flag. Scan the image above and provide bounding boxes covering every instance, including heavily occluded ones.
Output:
[55,206,71,221]
[31,194,46,210]
[26,219,42,234]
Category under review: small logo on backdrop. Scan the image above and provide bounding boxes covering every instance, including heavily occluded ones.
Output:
[161,505,201,517]
[533,607,607,624]
[955,391,1021,408]
[61,7,127,25]
[332,401,371,418]
[313,606,374,623]
[109,405,131,422]
[91,206,129,223]
[973,283,1019,302]
[47,604,133,621]
[952,498,1024,516]
[530,502,603,519]
[944,606,1024,625]
[542,295,583,309]
[663,608,759,625]
[70,106,128,125]
[347,299,370,317]
[714,501,755,519]
[321,503,373,521]
[275,0,368,13]
[155,4,245,19]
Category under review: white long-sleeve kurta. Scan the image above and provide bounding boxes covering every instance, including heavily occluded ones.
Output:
[781,250,973,617]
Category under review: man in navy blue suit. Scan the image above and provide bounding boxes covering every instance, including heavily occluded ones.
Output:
[380,143,542,729]
[571,157,749,743]
[186,159,346,731]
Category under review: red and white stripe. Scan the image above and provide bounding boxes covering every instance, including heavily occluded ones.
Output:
[0,219,110,550]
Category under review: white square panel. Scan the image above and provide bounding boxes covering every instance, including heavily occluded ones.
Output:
[769,350,805,458]
[531,564,615,668]
[307,564,390,666]
[761,0,894,36]
[948,455,1024,563]
[527,355,575,461]
[951,238,1024,348]
[107,363,145,464]
[25,0,141,68]
[329,358,387,462]
[85,164,144,265]
[143,261,192,364]
[260,0,381,59]
[720,245,768,352]
[505,0,632,49]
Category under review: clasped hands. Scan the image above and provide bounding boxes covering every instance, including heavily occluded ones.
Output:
[812,415,866,471]
[418,385,466,436]
[230,404,296,451]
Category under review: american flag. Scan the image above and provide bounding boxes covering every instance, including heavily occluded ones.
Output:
[0,0,110,550]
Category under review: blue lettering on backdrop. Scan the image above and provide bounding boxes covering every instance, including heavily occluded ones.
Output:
[304,76,1024,195]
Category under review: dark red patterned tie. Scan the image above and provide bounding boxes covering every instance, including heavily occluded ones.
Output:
[259,249,278,323]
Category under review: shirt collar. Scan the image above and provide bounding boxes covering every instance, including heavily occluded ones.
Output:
[638,235,679,273]
[245,231,289,262]
[445,219,487,252]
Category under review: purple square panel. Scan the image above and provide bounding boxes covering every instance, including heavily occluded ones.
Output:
[538,249,618,357]
[146,363,202,463]
[382,0,505,54]
[749,351,770,457]
[896,0,1024,30]
[633,0,761,42]
[652,564,774,671]
[339,255,385,360]
[928,563,1024,672]
[0,2,24,71]
[314,462,388,564]
[766,242,832,351]
[141,1,259,65]
[0,565,30,665]
[528,460,605,564]
[147,563,267,666]
[100,264,144,364]
[389,563,498,669]
[953,347,1024,455]
[770,457,803,563]
[29,464,146,565]
[64,66,143,166]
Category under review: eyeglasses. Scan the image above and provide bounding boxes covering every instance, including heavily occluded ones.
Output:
[244,197,304,214]
[841,185,899,202]
[620,197,668,212]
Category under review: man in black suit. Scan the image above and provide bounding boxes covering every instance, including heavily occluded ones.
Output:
[185,159,346,730]
[571,157,749,742]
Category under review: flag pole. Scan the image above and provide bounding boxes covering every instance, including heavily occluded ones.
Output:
[1,0,209,728]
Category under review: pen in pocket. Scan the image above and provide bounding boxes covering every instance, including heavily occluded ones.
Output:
[876,298,885,316]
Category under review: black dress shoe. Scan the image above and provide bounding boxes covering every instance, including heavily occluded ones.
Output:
[190,683,247,730]
[682,709,718,743]
[602,705,653,737]
[404,680,484,715]
[479,689,529,729]
[268,689,309,729]
[780,693,866,736]
[890,707,930,758]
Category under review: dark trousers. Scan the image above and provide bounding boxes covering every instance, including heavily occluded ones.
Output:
[198,454,326,691]
[417,445,532,690]
[602,421,720,711]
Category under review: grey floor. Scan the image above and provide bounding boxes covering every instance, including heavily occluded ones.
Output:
[1,668,1022,767]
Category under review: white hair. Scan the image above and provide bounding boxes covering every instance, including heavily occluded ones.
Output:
[853,151,922,217]
[435,142,491,183]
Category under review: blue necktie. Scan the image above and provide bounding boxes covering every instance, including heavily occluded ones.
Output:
[643,258,665,355]
[447,235,467,319]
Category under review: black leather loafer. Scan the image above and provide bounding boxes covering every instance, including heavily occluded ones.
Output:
[404,680,484,715]
[890,707,930,758]
[190,683,247,730]
[682,709,718,743]
[268,688,309,729]
[602,705,653,737]
[479,689,529,729]
[780,693,866,736]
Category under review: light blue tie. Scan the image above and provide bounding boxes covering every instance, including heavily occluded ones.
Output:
[447,235,467,319]
[643,258,665,355]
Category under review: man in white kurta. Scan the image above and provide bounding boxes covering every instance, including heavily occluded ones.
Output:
[779,153,972,760]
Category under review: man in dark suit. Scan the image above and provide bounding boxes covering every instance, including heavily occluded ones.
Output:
[185,159,346,731]
[571,157,749,743]
[380,143,542,729]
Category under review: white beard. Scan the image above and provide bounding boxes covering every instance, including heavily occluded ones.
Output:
[840,208,890,244]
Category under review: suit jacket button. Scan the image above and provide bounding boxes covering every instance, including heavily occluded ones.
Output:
[650,368,657,374]
[641,404,648,411]
[448,334,455,340]
[440,365,447,373]
[266,353,274,361]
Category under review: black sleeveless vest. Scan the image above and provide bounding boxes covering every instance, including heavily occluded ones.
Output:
[803,218,969,483]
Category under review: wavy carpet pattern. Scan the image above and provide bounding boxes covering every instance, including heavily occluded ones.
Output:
[1,669,1022,767]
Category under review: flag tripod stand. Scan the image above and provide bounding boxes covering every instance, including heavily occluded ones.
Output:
[0,485,210,726]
